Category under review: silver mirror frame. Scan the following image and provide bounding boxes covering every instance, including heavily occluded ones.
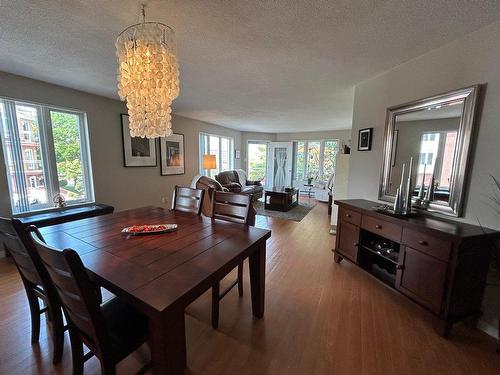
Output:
[378,85,482,217]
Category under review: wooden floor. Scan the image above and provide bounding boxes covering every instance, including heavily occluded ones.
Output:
[0,200,499,374]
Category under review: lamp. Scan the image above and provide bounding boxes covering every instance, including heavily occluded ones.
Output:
[116,4,180,138]
[203,154,217,177]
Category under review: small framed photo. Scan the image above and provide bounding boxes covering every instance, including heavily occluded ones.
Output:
[358,128,373,151]
[121,114,157,167]
[235,149,241,159]
[160,133,185,176]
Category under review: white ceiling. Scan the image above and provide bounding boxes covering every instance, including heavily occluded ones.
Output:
[1,1,499,133]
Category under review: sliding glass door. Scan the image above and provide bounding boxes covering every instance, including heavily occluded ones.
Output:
[247,141,268,185]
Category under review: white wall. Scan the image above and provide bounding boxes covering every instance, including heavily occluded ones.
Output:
[0,71,242,215]
[347,20,500,337]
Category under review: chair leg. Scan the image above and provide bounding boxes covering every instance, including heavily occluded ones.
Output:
[211,282,220,329]
[25,287,41,344]
[69,329,84,375]
[100,359,117,375]
[50,306,65,364]
[237,262,244,297]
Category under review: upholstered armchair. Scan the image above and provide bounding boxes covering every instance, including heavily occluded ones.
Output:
[214,170,263,201]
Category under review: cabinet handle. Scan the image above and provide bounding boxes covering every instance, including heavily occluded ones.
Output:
[354,243,359,247]
[418,240,428,246]
[375,224,382,229]
[345,214,351,218]
[396,264,404,270]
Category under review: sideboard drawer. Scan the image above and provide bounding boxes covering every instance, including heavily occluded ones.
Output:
[339,207,361,226]
[402,228,452,262]
[361,215,402,243]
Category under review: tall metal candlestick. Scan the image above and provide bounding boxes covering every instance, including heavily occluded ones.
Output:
[404,157,413,214]
[417,164,427,200]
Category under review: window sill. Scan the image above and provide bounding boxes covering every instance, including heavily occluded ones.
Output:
[14,202,114,228]
[13,201,97,218]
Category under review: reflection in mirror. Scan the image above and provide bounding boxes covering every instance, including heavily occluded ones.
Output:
[379,85,482,217]
[389,101,463,205]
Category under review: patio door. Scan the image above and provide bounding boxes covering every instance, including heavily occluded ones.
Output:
[266,142,293,189]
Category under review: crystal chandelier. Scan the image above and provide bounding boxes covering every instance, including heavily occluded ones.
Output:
[116,5,180,138]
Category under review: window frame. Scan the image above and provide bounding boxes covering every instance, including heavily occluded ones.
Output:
[0,97,95,215]
[199,132,234,177]
[292,139,339,182]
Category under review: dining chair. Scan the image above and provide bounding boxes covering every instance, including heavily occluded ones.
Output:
[0,217,65,364]
[210,191,252,329]
[173,185,205,215]
[28,226,150,375]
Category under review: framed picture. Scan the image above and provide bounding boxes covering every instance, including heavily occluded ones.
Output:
[358,128,373,151]
[160,133,185,175]
[121,114,157,167]
[235,149,241,159]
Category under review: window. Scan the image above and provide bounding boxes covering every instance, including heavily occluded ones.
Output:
[199,133,234,177]
[295,141,306,181]
[293,139,339,182]
[0,98,94,214]
[247,142,267,184]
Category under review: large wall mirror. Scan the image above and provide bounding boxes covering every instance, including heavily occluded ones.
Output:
[379,85,482,217]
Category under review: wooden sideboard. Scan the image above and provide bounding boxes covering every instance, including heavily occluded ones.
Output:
[334,199,498,336]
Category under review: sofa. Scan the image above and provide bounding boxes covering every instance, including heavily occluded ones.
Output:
[215,169,263,201]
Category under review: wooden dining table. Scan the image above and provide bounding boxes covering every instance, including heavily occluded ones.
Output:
[39,206,271,375]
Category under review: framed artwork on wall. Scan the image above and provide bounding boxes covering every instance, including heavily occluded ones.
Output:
[121,114,157,167]
[160,133,185,175]
[358,128,373,151]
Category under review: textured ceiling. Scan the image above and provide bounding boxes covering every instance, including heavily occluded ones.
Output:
[1,1,499,133]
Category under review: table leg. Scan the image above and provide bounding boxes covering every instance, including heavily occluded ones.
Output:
[249,242,266,318]
[149,307,186,375]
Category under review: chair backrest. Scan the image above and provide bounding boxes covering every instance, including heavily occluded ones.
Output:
[212,191,252,224]
[173,186,205,215]
[28,226,110,356]
[0,217,43,286]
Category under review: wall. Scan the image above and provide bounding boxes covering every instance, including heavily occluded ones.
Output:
[347,20,500,337]
[0,71,241,216]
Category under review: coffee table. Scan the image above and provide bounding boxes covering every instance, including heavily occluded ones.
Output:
[264,187,299,212]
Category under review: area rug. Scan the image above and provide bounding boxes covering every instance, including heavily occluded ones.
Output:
[253,200,316,222]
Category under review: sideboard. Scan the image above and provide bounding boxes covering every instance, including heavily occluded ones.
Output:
[334,199,498,336]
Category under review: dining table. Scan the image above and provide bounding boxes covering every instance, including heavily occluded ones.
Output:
[39,206,271,375]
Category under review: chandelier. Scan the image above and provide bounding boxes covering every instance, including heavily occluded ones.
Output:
[116,5,180,138]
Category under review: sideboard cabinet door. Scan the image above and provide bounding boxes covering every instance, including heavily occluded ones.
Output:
[338,220,360,262]
[396,246,448,315]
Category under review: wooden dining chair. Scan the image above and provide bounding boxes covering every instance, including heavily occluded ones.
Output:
[210,191,252,329]
[173,186,205,215]
[0,217,65,364]
[28,226,150,375]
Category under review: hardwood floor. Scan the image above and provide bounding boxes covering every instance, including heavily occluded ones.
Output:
[0,200,499,374]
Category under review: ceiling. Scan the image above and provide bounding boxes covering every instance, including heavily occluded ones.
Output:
[1,1,499,133]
